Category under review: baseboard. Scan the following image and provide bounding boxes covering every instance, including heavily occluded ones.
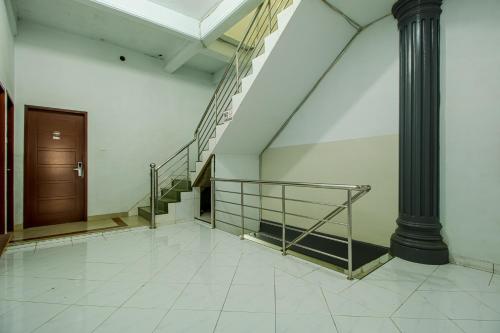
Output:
[449,253,500,275]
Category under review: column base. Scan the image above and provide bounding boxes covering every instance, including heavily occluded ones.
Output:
[390,234,449,265]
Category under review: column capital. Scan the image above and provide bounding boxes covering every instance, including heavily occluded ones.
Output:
[392,0,442,27]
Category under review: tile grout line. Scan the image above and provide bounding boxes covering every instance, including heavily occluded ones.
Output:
[389,265,440,318]
[212,249,243,333]
[89,231,192,333]
[273,267,277,333]
[320,286,340,333]
[152,231,227,332]
[390,317,403,333]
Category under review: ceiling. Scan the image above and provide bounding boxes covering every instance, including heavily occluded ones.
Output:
[13,0,229,74]
[149,0,224,20]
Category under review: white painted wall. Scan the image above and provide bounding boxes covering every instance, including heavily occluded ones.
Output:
[264,0,500,264]
[14,22,215,224]
[263,16,399,247]
[271,16,398,148]
[440,0,500,265]
[0,0,15,94]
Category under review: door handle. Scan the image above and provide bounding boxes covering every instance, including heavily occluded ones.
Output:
[73,162,84,178]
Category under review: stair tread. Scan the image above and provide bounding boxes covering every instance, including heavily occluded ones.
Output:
[138,206,167,214]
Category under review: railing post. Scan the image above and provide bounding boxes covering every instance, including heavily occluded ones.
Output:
[196,131,200,161]
[186,146,190,177]
[211,178,215,229]
[240,182,245,240]
[268,0,272,34]
[281,185,286,255]
[236,52,240,93]
[215,90,219,125]
[347,190,353,280]
[150,163,157,229]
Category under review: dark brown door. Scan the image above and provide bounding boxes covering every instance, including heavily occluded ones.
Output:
[24,107,87,228]
[0,87,5,234]
[6,96,14,232]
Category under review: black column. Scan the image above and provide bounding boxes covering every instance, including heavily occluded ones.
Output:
[390,0,449,265]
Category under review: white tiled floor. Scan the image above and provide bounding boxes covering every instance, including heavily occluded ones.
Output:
[0,221,499,333]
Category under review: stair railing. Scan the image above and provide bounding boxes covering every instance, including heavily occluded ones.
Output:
[194,0,294,160]
[211,178,371,279]
[148,0,294,227]
[149,138,196,228]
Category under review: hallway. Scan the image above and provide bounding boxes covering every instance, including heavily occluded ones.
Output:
[1,221,499,333]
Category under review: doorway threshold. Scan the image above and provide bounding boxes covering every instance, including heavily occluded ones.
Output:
[10,216,149,245]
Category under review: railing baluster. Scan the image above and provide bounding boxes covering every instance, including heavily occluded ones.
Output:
[347,190,353,280]
[282,185,286,255]
[150,163,157,229]
[240,182,244,240]
[268,0,272,34]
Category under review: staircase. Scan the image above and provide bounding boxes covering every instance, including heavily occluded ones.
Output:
[136,0,365,224]
[138,179,192,221]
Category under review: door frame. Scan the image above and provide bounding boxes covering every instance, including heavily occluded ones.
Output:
[23,105,88,228]
[0,84,5,234]
[6,94,14,232]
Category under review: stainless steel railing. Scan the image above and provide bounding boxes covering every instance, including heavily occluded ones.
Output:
[210,178,371,279]
[149,138,196,228]
[148,1,295,227]
[194,0,294,160]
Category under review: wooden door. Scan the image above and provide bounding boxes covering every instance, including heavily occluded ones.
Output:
[24,107,87,228]
[0,87,5,234]
[6,96,14,232]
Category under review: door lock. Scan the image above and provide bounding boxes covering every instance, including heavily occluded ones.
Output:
[73,162,84,177]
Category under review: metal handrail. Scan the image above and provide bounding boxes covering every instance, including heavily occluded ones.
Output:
[211,177,371,279]
[211,177,370,191]
[148,0,294,228]
[156,137,195,170]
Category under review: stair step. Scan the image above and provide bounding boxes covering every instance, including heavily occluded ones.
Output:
[138,206,168,221]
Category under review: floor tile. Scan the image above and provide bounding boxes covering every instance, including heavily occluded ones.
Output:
[214,311,274,333]
[232,264,275,286]
[367,258,437,282]
[0,299,22,316]
[154,309,219,333]
[33,305,115,333]
[334,316,400,333]
[32,279,103,304]
[173,283,229,311]
[419,264,494,292]
[392,318,464,333]
[277,313,337,333]
[75,280,144,307]
[302,268,354,293]
[454,320,500,333]
[191,264,237,285]
[418,290,500,320]
[0,301,68,333]
[275,278,330,314]
[336,280,409,316]
[223,284,275,313]
[93,308,167,333]
[123,282,186,309]
[468,291,500,314]
[392,292,448,319]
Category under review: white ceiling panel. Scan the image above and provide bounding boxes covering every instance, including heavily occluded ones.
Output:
[149,0,224,20]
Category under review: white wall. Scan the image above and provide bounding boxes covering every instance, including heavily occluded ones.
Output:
[14,22,215,224]
[0,0,15,94]
[262,16,399,247]
[440,0,500,265]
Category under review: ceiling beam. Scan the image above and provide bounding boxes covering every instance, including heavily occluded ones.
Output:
[5,0,18,36]
[164,41,204,74]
